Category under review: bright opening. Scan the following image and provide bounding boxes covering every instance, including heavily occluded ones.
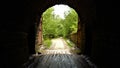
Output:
[36,4,80,54]
[52,4,71,19]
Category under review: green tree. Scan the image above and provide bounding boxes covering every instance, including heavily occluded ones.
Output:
[42,6,78,39]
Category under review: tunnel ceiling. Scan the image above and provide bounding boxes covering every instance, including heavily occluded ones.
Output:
[1,0,96,33]
[24,0,96,31]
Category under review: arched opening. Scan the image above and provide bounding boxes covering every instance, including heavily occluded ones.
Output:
[35,4,85,54]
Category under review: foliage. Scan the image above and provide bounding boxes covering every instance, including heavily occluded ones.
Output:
[42,6,78,39]
[64,39,75,47]
[43,39,52,48]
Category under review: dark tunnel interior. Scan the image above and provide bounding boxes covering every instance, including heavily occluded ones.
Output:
[1,0,119,68]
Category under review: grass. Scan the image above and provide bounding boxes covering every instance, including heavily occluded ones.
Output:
[64,38,75,48]
[43,39,52,48]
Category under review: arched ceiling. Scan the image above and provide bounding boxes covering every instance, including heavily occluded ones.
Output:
[25,0,96,30]
[1,0,96,33]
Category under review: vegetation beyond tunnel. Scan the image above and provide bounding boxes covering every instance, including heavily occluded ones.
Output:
[36,4,80,54]
[42,4,78,39]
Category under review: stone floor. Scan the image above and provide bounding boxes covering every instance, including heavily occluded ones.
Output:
[24,54,97,68]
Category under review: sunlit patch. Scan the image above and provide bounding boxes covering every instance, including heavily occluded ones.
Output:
[52,4,71,19]
[41,38,72,55]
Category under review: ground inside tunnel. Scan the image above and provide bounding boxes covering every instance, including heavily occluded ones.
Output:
[24,54,97,68]
[24,37,97,68]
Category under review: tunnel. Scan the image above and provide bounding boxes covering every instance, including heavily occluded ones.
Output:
[1,0,119,68]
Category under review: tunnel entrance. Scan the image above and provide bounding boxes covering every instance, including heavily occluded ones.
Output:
[35,4,85,54]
